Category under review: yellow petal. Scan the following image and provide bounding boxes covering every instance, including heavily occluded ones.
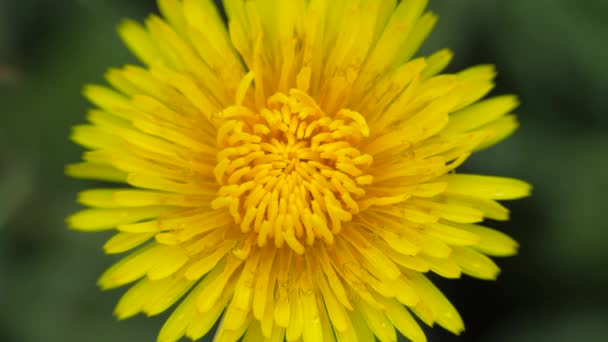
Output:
[318,247,353,310]
[119,66,172,100]
[333,312,358,342]
[186,281,235,340]
[386,251,430,272]
[449,65,496,112]
[85,189,208,208]
[343,229,401,281]
[224,250,261,329]
[402,229,452,259]
[442,194,510,221]
[410,198,484,224]
[450,246,500,280]
[425,222,480,246]
[146,245,189,280]
[105,67,140,95]
[285,287,304,341]
[396,11,438,64]
[316,292,338,342]
[103,231,154,254]
[422,255,461,279]
[405,272,464,335]
[410,301,435,328]
[389,275,421,306]
[117,19,162,66]
[442,174,532,200]
[114,277,156,320]
[182,0,238,69]
[356,300,398,342]
[475,114,519,150]
[360,0,428,80]
[78,189,123,208]
[70,124,122,150]
[421,49,453,80]
[317,268,348,332]
[184,240,237,280]
[157,254,233,342]
[98,244,157,289]
[65,162,127,183]
[252,248,277,320]
[142,274,195,316]
[301,281,323,342]
[212,313,252,342]
[83,85,132,119]
[349,308,376,342]
[158,0,187,36]
[443,95,519,134]
[383,298,427,342]
[68,206,169,231]
[453,223,519,257]
[196,256,244,313]
[242,320,265,342]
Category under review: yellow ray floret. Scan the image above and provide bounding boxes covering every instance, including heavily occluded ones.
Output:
[67,0,531,341]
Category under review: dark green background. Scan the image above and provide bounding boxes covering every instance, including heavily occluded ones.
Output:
[1,1,607,341]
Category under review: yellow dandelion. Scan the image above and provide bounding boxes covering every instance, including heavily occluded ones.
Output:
[67,0,531,341]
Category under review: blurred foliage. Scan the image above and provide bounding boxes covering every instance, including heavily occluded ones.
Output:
[1,0,607,341]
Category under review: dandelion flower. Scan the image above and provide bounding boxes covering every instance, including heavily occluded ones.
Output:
[67,0,531,341]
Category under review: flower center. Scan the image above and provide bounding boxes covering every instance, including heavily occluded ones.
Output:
[212,89,373,253]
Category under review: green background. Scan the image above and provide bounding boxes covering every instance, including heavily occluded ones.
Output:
[1,0,607,341]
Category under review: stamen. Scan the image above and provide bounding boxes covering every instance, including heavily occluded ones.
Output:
[213,89,372,253]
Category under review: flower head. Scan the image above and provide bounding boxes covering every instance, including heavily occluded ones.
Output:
[68,0,531,341]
